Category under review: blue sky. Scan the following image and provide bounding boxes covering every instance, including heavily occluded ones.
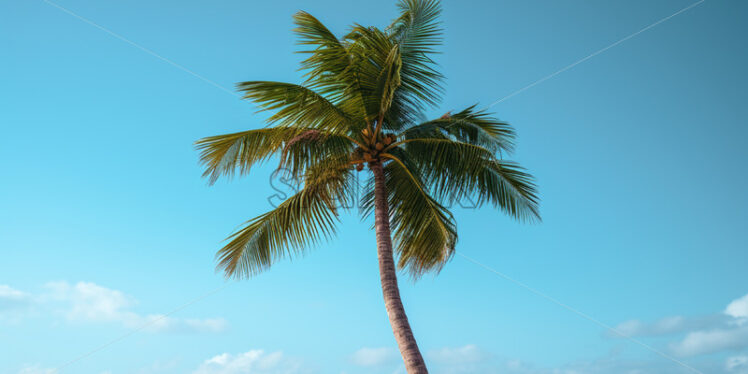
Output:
[1,0,747,373]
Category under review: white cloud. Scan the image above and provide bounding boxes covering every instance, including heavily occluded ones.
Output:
[0,285,31,311]
[610,292,748,358]
[2,281,226,333]
[726,294,748,322]
[610,314,734,339]
[45,281,135,322]
[46,281,228,333]
[727,355,748,374]
[666,293,748,357]
[133,359,180,374]
[671,326,748,356]
[423,345,494,374]
[193,350,303,374]
[138,315,228,333]
[0,285,28,299]
[428,344,486,364]
[348,345,492,373]
[613,316,690,337]
[498,356,707,374]
[350,347,398,367]
[17,365,55,374]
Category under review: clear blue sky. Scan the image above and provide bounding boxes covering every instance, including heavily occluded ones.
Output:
[1,0,747,373]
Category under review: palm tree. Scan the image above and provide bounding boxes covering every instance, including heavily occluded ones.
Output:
[196,0,539,372]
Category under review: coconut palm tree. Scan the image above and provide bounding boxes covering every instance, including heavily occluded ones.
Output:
[196,0,539,372]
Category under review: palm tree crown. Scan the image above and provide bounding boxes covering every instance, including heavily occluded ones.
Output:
[196,0,539,280]
[197,1,539,371]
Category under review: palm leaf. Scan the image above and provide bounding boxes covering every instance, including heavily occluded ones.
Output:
[216,161,354,278]
[473,160,540,222]
[360,149,458,277]
[196,127,298,184]
[279,130,355,178]
[387,0,444,107]
[402,105,516,153]
[383,150,457,276]
[237,81,354,134]
[375,45,403,129]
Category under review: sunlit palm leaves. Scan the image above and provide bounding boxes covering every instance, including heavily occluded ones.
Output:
[378,150,458,274]
[196,127,297,184]
[198,0,540,279]
[237,81,353,134]
[401,105,516,153]
[216,162,354,277]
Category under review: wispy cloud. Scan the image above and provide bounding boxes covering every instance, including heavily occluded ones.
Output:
[348,344,489,373]
[727,355,748,374]
[16,365,114,374]
[610,315,721,337]
[671,325,748,357]
[350,347,399,367]
[428,344,486,365]
[726,294,748,322]
[0,285,32,310]
[2,281,227,333]
[16,365,55,374]
[610,292,748,357]
[193,350,304,374]
[499,356,716,374]
[343,343,733,374]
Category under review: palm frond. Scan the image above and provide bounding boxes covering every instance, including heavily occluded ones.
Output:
[196,127,298,184]
[216,160,354,278]
[342,24,399,125]
[397,138,540,221]
[361,149,458,277]
[293,12,352,97]
[397,138,494,198]
[402,105,516,153]
[375,45,403,127]
[473,160,540,222]
[383,150,457,276]
[387,0,444,107]
[237,81,352,134]
[279,130,355,178]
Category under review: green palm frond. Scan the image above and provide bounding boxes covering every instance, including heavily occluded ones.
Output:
[473,160,540,221]
[293,12,385,124]
[402,105,516,153]
[196,125,356,184]
[237,81,353,134]
[342,25,399,124]
[387,0,444,107]
[216,161,354,278]
[293,11,347,71]
[382,150,457,276]
[360,148,458,277]
[398,137,539,222]
[375,45,403,127]
[397,137,494,193]
[279,130,355,178]
[389,0,442,53]
[293,11,356,102]
[196,127,299,184]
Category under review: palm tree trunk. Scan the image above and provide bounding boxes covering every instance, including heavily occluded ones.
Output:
[370,162,429,374]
